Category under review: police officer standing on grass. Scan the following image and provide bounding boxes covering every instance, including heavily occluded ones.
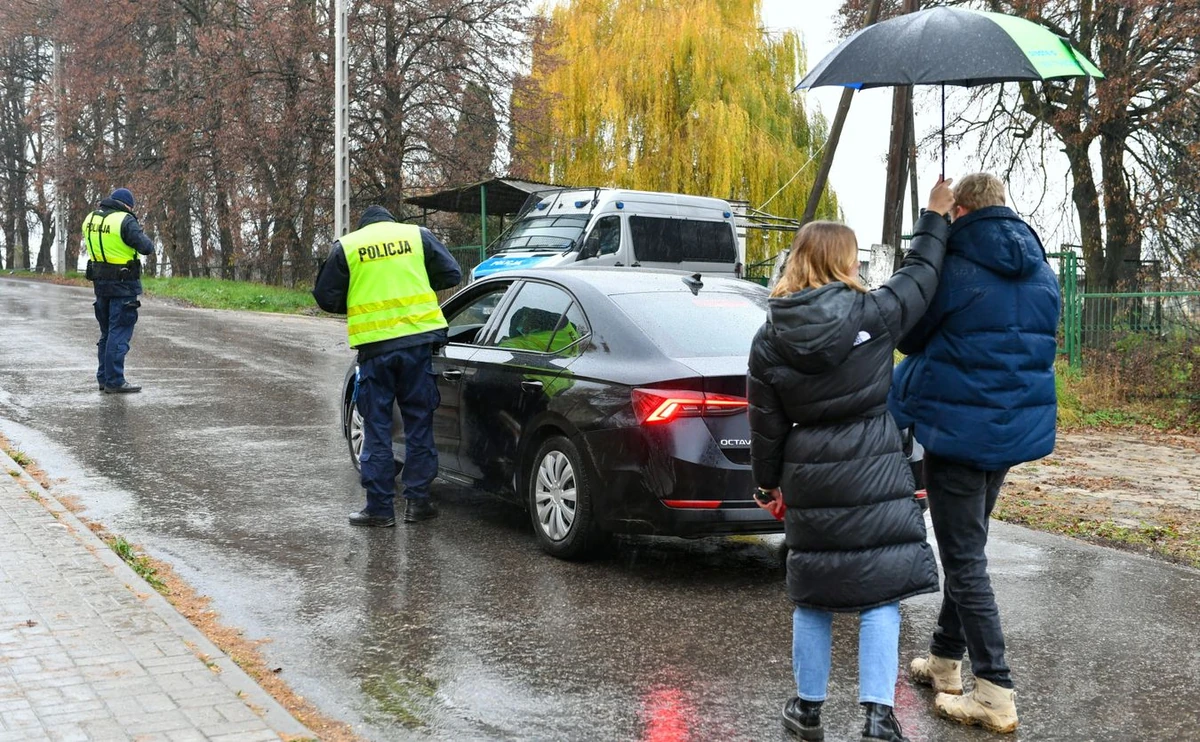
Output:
[313,205,461,527]
[83,188,156,394]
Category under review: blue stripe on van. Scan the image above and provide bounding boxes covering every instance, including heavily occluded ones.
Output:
[471,253,555,279]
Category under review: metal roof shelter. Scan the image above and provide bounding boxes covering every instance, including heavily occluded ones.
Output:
[404,177,561,216]
[404,177,569,262]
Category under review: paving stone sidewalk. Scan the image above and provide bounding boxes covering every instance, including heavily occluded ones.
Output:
[0,450,313,742]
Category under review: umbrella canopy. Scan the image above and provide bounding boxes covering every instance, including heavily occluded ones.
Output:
[796,7,1102,175]
[798,7,1103,90]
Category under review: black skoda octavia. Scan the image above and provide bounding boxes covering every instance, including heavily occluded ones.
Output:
[341,267,782,559]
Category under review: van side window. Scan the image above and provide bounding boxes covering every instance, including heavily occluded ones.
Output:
[630,216,736,263]
[582,215,621,257]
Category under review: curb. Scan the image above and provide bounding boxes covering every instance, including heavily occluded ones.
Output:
[0,448,315,740]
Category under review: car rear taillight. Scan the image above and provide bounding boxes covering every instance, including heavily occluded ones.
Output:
[632,388,749,424]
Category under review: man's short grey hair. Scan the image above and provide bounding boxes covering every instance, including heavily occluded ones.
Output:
[953,173,1006,213]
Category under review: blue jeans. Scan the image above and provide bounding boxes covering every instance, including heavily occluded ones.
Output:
[357,344,440,516]
[93,295,140,388]
[793,603,901,706]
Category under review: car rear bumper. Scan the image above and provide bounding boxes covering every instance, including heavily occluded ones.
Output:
[580,424,783,537]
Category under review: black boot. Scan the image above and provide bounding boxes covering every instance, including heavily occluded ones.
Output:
[781,697,823,740]
[348,509,396,527]
[862,702,908,742]
[103,382,142,394]
[404,498,438,523]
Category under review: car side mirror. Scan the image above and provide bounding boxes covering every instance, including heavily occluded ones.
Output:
[578,242,599,261]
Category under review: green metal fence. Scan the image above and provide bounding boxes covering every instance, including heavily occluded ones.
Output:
[1048,252,1082,367]
[1050,250,1200,394]
[744,255,778,287]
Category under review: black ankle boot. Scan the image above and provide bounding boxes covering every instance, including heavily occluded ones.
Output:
[862,702,909,742]
[781,697,823,740]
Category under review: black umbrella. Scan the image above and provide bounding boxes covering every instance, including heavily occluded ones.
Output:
[797,7,1104,173]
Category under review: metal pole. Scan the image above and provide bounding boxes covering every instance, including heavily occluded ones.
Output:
[479,184,487,263]
[52,41,65,274]
[799,0,885,225]
[334,0,349,238]
[907,100,919,230]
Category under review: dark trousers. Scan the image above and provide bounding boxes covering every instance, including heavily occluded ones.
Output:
[94,295,140,388]
[357,344,440,516]
[925,452,1014,688]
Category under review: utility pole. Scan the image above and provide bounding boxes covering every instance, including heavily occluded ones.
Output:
[800,0,884,226]
[334,0,349,238]
[882,0,919,267]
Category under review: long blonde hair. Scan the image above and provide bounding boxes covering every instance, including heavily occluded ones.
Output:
[771,221,866,297]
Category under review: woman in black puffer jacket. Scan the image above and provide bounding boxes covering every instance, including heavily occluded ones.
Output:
[749,179,953,742]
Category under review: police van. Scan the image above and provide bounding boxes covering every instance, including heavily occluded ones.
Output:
[471,188,744,280]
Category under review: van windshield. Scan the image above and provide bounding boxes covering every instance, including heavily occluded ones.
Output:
[492,215,590,253]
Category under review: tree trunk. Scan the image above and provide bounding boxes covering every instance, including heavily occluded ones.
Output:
[214,165,236,280]
[1063,140,1104,291]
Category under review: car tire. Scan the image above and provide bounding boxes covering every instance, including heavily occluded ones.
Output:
[527,436,602,560]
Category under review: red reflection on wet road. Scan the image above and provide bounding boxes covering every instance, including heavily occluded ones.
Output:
[639,685,696,742]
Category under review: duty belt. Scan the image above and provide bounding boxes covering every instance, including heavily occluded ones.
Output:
[87,260,141,281]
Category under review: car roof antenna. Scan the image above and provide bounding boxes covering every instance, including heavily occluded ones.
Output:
[682,273,703,295]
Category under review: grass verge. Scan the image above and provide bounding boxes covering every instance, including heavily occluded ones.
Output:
[0,433,358,742]
[2,270,331,316]
[1056,359,1200,434]
[995,487,1200,569]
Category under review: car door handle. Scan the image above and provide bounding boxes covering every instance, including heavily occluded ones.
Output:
[521,380,543,393]
[442,369,463,381]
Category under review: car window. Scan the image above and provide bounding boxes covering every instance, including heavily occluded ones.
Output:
[610,289,766,357]
[444,285,510,344]
[630,216,737,263]
[491,282,574,353]
[582,215,621,257]
[546,301,589,354]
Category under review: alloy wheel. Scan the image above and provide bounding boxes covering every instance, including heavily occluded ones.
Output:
[534,450,577,541]
[349,404,364,465]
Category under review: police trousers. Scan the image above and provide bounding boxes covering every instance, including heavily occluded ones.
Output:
[357,344,440,516]
[94,295,140,389]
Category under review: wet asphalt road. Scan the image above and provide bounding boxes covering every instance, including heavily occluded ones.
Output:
[1,276,1198,742]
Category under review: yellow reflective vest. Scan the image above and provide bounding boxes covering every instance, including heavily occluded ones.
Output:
[341,222,448,348]
[82,210,138,264]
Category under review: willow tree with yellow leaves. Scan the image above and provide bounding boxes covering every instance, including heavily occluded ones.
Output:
[510,0,839,263]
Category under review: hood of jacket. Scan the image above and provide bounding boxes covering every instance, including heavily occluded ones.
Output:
[948,205,1046,279]
[766,282,862,374]
[357,205,396,229]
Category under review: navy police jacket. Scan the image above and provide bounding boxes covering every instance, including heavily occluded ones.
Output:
[888,206,1060,471]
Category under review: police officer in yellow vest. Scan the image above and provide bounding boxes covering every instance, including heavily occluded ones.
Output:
[83,188,156,394]
[313,205,462,526]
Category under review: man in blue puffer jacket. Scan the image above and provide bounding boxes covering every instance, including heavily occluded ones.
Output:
[889,173,1059,734]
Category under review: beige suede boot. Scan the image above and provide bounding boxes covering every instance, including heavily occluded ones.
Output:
[934,678,1019,733]
[909,654,963,695]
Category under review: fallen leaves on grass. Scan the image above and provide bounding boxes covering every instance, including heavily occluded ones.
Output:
[995,492,1199,568]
